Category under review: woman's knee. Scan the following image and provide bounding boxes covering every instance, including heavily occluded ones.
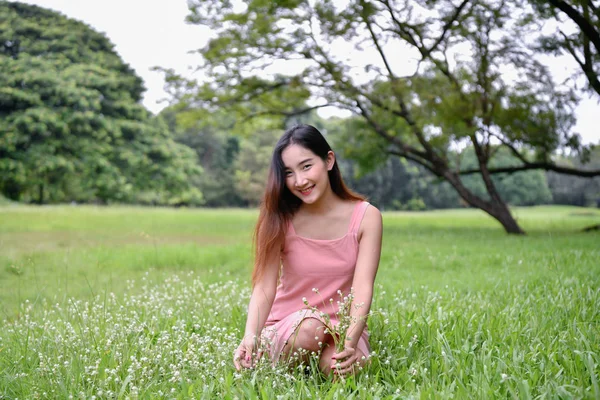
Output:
[288,318,326,353]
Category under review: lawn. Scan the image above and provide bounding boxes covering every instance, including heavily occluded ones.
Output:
[0,205,599,398]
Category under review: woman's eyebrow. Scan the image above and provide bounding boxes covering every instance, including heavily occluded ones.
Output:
[296,158,313,167]
[284,158,314,170]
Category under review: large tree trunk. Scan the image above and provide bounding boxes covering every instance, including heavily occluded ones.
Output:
[444,172,525,234]
[485,202,524,235]
[469,135,525,234]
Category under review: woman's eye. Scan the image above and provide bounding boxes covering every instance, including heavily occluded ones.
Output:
[285,171,293,176]
[303,164,311,170]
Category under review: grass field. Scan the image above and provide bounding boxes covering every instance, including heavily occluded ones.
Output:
[0,205,599,398]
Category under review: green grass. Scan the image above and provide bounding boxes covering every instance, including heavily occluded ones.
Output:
[0,205,599,398]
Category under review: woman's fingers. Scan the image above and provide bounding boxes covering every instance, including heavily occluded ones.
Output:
[332,347,353,360]
[234,344,260,370]
[334,356,357,370]
[331,347,356,371]
[233,347,244,370]
[234,346,252,369]
[240,356,253,369]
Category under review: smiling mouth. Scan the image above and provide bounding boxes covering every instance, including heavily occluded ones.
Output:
[299,185,314,196]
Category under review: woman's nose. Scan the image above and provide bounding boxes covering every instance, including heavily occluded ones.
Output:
[295,173,308,187]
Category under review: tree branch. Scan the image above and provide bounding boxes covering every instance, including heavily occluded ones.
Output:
[459,163,600,177]
[423,0,471,57]
[546,0,600,54]
[470,133,505,204]
[355,99,431,162]
[218,80,291,107]
[360,8,445,161]
[388,149,439,176]
[379,0,421,48]
[362,4,396,79]
[239,104,331,123]
[491,134,532,165]
[559,30,586,67]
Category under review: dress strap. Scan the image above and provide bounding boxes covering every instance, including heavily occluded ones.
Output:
[348,201,370,234]
[287,219,296,235]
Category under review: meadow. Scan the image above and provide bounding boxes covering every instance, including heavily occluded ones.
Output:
[0,205,599,399]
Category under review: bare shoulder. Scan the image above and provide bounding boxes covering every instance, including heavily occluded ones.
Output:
[359,203,383,239]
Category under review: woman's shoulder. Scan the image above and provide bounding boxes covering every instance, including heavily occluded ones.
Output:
[359,202,382,237]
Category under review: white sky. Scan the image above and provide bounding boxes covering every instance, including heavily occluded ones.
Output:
[12,0,600,144]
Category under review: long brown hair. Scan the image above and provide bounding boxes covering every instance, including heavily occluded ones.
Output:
[252,124,364,286]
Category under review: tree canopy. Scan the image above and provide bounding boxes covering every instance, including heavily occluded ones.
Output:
[161,0,599,233]
[0,2,202,205]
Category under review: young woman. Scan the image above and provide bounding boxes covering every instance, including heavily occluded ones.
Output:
[233,124,383,377]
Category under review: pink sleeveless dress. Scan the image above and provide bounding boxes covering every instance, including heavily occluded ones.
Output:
[261,201,371,362]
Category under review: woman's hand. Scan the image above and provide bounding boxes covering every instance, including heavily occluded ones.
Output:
[331,346,361,376]
[233,334,260,370]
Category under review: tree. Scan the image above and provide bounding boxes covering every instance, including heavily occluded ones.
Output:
[0,2,202,205]
[528,0,600,96]
[160,107,246,207]
[162,0,599,233]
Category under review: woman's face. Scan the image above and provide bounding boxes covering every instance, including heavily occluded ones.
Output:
[281,144,335,204]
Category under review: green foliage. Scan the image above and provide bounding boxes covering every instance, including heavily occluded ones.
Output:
[326,117,390,173]
[0,2,202,205]
[233,129,281,206]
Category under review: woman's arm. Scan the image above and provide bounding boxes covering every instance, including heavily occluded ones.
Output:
[234,250,280,370]
[332,205,383,372]
[243,260,279,338]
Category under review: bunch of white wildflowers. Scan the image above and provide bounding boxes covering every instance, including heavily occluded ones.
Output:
[303,287,363,353]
